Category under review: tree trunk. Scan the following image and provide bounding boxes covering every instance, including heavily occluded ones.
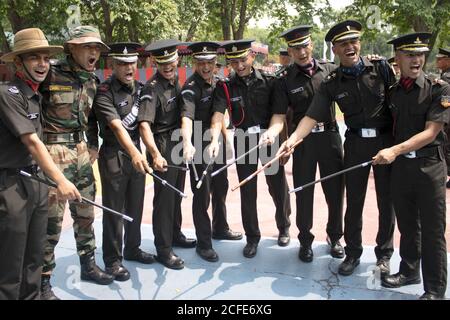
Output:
[235,0,248,40]
[100,0,113,43]
[0,23,11,53]
[7,0,26,32]
[221,0,231,40]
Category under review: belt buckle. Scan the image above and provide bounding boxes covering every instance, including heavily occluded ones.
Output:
[360,128,377,138]
[404,151,417,159]
[311,122,325,133]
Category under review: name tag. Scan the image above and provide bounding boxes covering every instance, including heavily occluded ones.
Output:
[336,92,349,100]
[247,125,261,134]
[361,128,377,138]
[167,97,176,105]
[118,100,129,108]
[230,96,242,102]
[200,96,211,103]
[311,122,325,133]
[49,85,72,92]
[290,86,304,94]
[27,113,39,120]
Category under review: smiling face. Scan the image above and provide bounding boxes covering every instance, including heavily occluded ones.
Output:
[194,58,216,82]
[113,60,137,85]
[15,51,50,83]
[229,52,255,77]
[69,43,101,72]
[156,59,178,81]
[396,51,425,79]
[288,41,314,66]
[332,38,361,67]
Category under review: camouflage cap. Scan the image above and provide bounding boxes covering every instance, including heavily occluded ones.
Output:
[64,25,110,53]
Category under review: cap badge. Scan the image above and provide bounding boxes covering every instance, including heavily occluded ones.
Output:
[123,47,128,54]
[414,37,422,44]
[346,25,351,31]
[203,46,208,52]
[164,50,168,56]
[232,46,237,52]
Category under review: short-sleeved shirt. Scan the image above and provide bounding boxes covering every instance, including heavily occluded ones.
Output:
[274,59,338,126]
[0,77,42,168]
[390,72,450,147]
[138,72,181,134]
[213,68,284,130]
[180,72,221,130]
[93,75,142,147]
[306,57,396,129]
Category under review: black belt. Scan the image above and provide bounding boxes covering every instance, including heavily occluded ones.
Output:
[0,164,40,176]
[43,131,85,144]
[347,126,391,138]
[402,146,439,159]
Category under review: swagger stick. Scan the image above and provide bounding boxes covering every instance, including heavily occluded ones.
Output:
[18,170,134,222]
[231,139,302,192]
[289,160,373,194]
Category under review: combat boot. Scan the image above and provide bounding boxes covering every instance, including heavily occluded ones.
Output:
[80,253,114,285]
[40,275,60,300]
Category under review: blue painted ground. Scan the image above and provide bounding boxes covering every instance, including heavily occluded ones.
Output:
[50,220,449,300]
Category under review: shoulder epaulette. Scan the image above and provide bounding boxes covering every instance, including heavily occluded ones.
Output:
[98,83,110,92]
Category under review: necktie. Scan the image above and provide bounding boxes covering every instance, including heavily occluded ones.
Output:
[399,76,414,91]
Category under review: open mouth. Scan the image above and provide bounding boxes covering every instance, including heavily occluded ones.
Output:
[35,70,46,76]
[345,50,356,58]
[410,64,421,71]
[88,57,96,65]
[163,67,174,74]
[125,71,133,78]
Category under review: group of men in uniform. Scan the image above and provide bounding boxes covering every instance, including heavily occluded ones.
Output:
[0,18,448,300]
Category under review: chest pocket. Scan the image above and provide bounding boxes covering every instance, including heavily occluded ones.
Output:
[49,91,75,120]
[196,95,212,121]
[115,98,133,118]
[335,92,360,116]
[289,86,310,112]
[163,97,177,113]
[410,92,431,131]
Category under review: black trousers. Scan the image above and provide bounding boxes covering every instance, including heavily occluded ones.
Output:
[0,172,48,300]
[343,131,395,259]
[292,130,344,247]
[148,132,185,257]
[392,153,447,297]
[234,134,291,244]
[190,143,230,250]
[99,146,146,267]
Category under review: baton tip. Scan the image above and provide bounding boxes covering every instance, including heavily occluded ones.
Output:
[196,181,203,189]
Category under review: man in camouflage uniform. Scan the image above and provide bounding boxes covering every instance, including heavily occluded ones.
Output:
[39,26,114,300]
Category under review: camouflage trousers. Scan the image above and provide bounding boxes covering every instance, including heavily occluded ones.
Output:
[42,141,96,273]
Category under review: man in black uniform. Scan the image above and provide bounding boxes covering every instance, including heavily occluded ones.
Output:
[278,21,396,276]
[435,48,450,187]
[213,40,291,258]
[138,40,195,270]
[275,25,345,263]
[180,42,242,262]
[0,28,80,300]
[92,42,156,281]
[374,33,449,300]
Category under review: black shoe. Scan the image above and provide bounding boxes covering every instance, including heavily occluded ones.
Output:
[419,292,444,300]
[40,275,60,300]
[80,253,114,285]
[327,237,344,258]
[376,258,390,277]
[173,235,197,248]
[381,272,421,288]
[212,229,243,241]
[243,243,258,258]
[156,253,185,270]
[298,246,313,263]
[105,263,130,282]
[338,256,360,276]
[124,249,156,264]
[278,233,290,247]
[196,247,219,262]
